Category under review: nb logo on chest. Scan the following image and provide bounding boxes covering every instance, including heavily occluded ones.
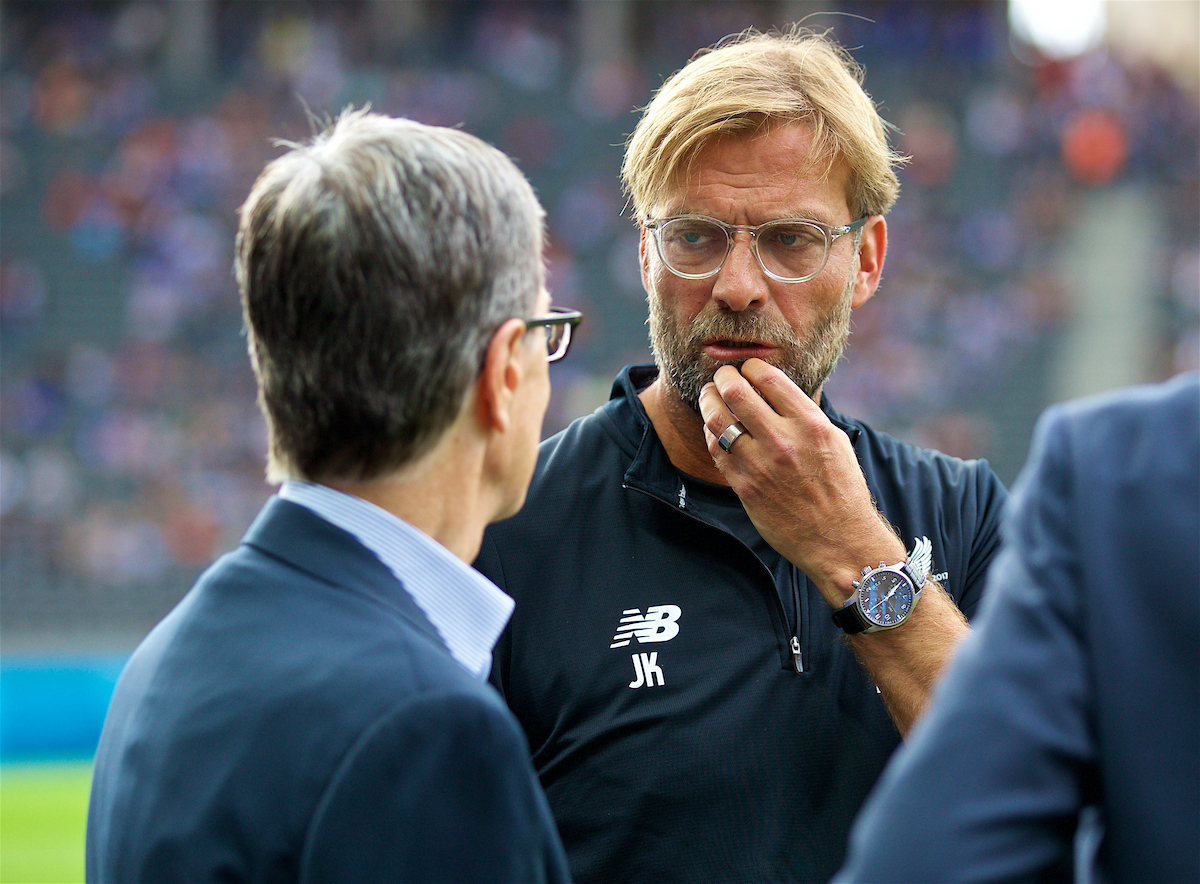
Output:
[611,605,680,689]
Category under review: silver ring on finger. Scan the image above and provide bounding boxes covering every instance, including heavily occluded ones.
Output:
[717,421,747,453]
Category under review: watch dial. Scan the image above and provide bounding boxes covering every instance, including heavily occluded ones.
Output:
[858,571,914,627]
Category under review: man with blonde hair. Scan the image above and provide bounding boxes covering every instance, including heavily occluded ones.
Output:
[475,27,1007,883]
[87,110,576,883]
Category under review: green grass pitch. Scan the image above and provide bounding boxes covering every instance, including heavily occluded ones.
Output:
[0,762,92,884]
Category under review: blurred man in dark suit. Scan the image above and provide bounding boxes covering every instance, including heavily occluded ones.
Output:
[87,109,579,883]
[838,371,1199,883]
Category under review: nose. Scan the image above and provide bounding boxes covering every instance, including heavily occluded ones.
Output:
[711,232,769,312]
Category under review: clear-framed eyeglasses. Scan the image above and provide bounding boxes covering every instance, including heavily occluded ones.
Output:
[643,214,868,283]
[520,306,582,362]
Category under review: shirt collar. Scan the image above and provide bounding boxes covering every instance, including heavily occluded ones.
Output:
[278,480,514,679]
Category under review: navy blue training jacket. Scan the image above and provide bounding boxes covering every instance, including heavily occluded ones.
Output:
[476,363,1008,884]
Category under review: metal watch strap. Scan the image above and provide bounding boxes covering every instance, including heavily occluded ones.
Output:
[904,536,933,593]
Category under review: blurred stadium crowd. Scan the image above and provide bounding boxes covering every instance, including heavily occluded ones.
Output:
[1,0,1197,649]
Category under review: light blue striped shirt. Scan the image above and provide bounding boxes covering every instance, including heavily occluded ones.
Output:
[278,480,514,680]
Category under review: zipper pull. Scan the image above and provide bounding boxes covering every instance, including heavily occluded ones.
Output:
[790,636,804,673]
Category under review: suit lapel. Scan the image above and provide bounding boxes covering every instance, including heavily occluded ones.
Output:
[241,496,446,650]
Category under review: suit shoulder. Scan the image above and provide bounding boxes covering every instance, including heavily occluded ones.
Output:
[1043,372,1199,448]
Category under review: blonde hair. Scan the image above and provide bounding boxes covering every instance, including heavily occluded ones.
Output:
[622,27,905,220]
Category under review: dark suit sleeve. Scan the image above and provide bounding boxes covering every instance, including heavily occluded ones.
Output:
[835,408,1095,882]
[300,691,569,884]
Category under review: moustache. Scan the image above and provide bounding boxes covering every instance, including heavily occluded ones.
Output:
[684,309,794,350]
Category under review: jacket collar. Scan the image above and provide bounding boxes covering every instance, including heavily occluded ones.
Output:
[277,481,512,679]
[241,496,446,650]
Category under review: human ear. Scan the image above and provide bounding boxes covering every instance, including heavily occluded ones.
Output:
[477,318,527,434]
[851,215,887,309]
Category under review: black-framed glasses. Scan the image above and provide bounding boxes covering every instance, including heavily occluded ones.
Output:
[643,214,868,283]
[520,307,582,362]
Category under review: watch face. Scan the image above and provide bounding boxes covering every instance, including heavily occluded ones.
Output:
[857,570,915,628]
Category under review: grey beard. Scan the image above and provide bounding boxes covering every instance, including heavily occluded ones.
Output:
[647,290,852,413]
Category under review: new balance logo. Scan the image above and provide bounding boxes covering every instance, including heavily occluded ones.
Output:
[610,605,681,648]
[612,606,679,690]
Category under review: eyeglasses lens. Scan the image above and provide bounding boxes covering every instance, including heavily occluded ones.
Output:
[659,219,728,275]
[658,218,830,282]
[545,323,569,362]
[757,221,828,279]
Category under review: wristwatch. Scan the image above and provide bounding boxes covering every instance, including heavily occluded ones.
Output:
[832,537,933,634]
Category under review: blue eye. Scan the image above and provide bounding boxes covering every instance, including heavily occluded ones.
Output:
[766,223,823,250]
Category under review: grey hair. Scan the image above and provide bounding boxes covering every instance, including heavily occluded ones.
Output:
[235,108,545,483]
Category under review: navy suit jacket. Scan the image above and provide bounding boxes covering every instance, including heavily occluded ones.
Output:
[837,373,1200,883]
[87,497,569,883]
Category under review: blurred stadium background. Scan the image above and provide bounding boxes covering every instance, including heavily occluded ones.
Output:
[0,1,1196,881]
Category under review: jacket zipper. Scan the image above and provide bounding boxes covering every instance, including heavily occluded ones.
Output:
[625,481,806,675]
[789,574,804,672]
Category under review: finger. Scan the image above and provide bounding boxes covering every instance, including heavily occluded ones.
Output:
[698,379,734,424]
[699,380,741,448]
[737,358,822,420]
[709,363,777,435]
[703,416,750,459]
